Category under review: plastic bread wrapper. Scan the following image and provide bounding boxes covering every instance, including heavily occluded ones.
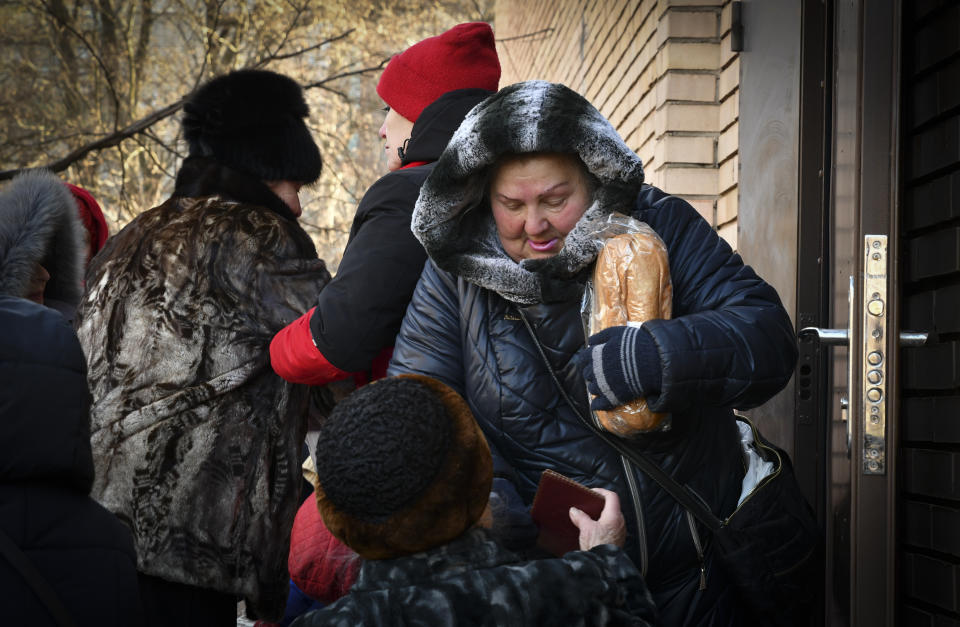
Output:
[580,212,673,437]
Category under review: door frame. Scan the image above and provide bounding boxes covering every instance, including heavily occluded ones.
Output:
[822,0,903,624]
[797,0,903,624]
[795,0,833,623]
[849,0,902,623]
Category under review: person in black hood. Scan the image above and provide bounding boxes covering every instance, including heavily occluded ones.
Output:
[269,21,501,387]
[270,22,510,616]
[270,22,510,612]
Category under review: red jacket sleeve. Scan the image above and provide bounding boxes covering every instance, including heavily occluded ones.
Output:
[270,308,353,385]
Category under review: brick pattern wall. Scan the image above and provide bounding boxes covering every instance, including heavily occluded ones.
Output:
[494,0,740,249]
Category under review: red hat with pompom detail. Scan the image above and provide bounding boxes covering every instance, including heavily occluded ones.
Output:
[376,22,500,123]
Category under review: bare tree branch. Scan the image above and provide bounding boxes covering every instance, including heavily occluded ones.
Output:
[302,59,389,91]
[194,0,226,88]
[0,27,374,181]
[497,27,554,42]
[38,0,124,128]
[0,98,183,180]
[298,219,352,235]
[256,28,354,64]
[257,0,306,65]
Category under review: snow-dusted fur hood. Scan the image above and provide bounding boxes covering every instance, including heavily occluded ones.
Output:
[0,169,85,307]
[412,80,644,304]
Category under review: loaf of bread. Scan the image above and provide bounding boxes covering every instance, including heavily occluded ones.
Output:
[589,230,672,435]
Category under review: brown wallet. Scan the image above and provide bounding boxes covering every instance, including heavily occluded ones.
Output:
[530,469,605,557]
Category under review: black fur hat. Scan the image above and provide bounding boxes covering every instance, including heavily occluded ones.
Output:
[314,375,493,560]
[182,69,322,183]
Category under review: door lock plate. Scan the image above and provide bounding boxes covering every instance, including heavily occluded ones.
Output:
[863,235,887,475]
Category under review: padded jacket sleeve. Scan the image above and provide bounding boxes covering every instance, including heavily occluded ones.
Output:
[310,172,429,372]
[387,260,466,395]
[270,307,353,385]
[635,187,798,413]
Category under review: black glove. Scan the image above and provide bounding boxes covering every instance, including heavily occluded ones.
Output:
[488,477,539,551]
[574,325,661,411]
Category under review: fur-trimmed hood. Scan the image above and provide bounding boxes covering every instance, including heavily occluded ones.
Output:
[0,169,85,308]
[412,80,645,304]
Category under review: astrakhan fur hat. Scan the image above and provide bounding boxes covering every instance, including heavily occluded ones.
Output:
[412,80,645,304]
[314,375,493,560]
[182,69,322,184]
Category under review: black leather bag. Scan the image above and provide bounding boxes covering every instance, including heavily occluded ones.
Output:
[698,419,821,626]
[579,411,819,626]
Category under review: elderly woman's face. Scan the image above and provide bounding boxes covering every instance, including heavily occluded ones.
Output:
[490,153,590,262]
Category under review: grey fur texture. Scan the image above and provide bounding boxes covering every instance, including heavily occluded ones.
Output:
[0,169,85,306]
[412,81,645,304]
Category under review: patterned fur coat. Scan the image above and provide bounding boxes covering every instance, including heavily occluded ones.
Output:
[75,158,332,619]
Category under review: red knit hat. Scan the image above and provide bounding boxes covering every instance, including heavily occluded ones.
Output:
[65,183,109,262]
[376,22,501,123]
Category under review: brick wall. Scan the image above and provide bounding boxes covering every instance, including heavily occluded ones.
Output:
[494,0,740,249]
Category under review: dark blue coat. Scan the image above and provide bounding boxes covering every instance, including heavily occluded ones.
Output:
[390,188,798,626]
[0,296,143,626]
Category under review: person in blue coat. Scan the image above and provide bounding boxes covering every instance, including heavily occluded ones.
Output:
[0,296,143,626]
[388,81,799,625]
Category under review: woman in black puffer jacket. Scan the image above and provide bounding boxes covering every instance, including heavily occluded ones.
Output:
[388,81,798,626]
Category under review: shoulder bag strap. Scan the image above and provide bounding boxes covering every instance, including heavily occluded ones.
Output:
[515,306,724,534]
[0,525,79,627]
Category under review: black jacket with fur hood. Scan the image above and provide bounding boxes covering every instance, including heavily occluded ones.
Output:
[389,81,799,625]
[74,158,332,619]
[0,169,86,320]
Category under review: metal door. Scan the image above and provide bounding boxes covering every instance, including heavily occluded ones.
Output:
[799,0,906,624]
[798,0,960,624]
[799,0,905,622]
[821,3,903,624]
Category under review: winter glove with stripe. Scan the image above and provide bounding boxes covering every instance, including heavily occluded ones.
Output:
[575,325,661,411]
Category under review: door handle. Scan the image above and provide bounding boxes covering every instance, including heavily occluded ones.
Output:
[898,332,929,347]
[798,327,848,345]
[799,323,928,461]
[799,275,857,460]
[799,328,928,347]
[797,235,930,475]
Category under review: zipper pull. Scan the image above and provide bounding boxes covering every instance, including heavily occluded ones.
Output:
[699,563,707,591]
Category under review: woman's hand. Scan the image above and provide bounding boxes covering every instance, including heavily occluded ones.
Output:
[574,325,661,410]
[568,488,627,550]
